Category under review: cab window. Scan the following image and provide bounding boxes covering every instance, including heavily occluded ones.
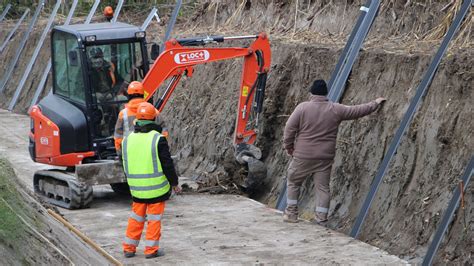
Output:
[52,31,85,103]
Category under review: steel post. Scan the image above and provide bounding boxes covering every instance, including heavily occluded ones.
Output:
[327,0,370,92]
[141,7,159,30]
[0,3,11,22]
[350,0,472,239]
[422,156,473,266]
[164,0,182,42]
[329,0,380,102]
[85,0,100,24]
[0,9,30,53]
[8,0,61,111]
[0,1,45,94]
[111,0,124,23]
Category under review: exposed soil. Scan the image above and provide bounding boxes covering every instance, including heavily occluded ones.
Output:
[0,0,472,264]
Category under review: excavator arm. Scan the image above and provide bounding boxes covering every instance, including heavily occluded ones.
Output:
[142,33,271,192]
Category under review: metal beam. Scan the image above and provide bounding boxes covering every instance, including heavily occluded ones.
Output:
[275,0,380,212]
[29,0,80,108]
[327,0,370,91]
[163,0,182,42]
[141,7,160,31]
[422,156,473,266]
[329,0,380,102]
[85,0,100,24]
[8,0,61,111]
[111,0,124,23]
[0,3,11,22]
[0,8,30,53]
[0,1,44,94]
[350,0,473,239]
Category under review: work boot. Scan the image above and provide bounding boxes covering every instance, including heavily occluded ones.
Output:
[284,204,299,223]
[145,249,165,259]
[283,213,298,223]
[311,219,328,227]
[123,251,135,258]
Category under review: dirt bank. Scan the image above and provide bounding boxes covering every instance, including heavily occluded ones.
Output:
[0,158,109,264]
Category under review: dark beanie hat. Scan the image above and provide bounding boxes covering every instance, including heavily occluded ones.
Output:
[310,79,328,96]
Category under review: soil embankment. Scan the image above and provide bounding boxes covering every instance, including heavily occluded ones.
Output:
[0,158,109,264]
[0,0,472,264]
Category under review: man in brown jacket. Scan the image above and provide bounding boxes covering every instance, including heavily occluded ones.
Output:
[283,79,385,224]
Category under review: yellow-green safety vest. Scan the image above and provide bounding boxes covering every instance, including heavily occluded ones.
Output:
[122,130,170,199]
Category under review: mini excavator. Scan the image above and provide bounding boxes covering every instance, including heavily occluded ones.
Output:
[28,22,271,209]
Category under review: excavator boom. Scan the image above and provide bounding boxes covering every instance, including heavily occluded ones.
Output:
[143,33,271,146]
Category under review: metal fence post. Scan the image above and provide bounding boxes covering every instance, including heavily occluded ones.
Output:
[8,0,61,111]
[0,0,45,94]
[0,8,30,53]
[350,0,472,239]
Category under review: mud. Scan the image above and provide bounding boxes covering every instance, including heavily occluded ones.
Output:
[0,0,472,264]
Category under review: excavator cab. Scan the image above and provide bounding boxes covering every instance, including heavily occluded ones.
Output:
[31,23,149,162]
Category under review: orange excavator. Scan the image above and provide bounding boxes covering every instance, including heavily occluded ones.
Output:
[29,22,271,209]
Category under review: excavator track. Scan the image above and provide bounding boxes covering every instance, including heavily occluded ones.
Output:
[33,170,93,209]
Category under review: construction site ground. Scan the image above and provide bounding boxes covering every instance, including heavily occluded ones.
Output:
[0,109,406,264]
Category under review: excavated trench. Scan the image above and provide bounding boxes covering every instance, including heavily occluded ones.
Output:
[0,0,472,264]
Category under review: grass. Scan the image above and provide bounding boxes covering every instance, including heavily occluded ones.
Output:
[0,158,30,261]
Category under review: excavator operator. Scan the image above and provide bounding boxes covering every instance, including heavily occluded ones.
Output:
[89,47,116,98]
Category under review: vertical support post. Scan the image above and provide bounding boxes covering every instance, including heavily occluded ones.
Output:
[0,3,11,22]
[0,8,30,53]
[111,0,124,23]
[141,7,160,31]
[29,0,80,108]
[85,0,101,24]
[350,0,472,239]
[0,0,45,94]
[8,0,61,111]
[422,156,473,266]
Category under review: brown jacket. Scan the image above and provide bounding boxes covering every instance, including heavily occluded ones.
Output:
[283,95,379,160]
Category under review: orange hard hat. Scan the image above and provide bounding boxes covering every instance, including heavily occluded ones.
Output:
[103,6,114,17]
[136,102,156,120]
[127,81,144,95]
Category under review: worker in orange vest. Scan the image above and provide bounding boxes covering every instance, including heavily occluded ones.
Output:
[122,102,180,258]
[114,81,167,154]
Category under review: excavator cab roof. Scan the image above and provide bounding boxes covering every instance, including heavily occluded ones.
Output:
[53,22,145,43]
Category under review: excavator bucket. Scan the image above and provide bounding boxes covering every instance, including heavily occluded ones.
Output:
[234,143,267,194]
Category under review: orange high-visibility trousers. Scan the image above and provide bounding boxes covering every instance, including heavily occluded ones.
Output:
[123,202,165,255]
